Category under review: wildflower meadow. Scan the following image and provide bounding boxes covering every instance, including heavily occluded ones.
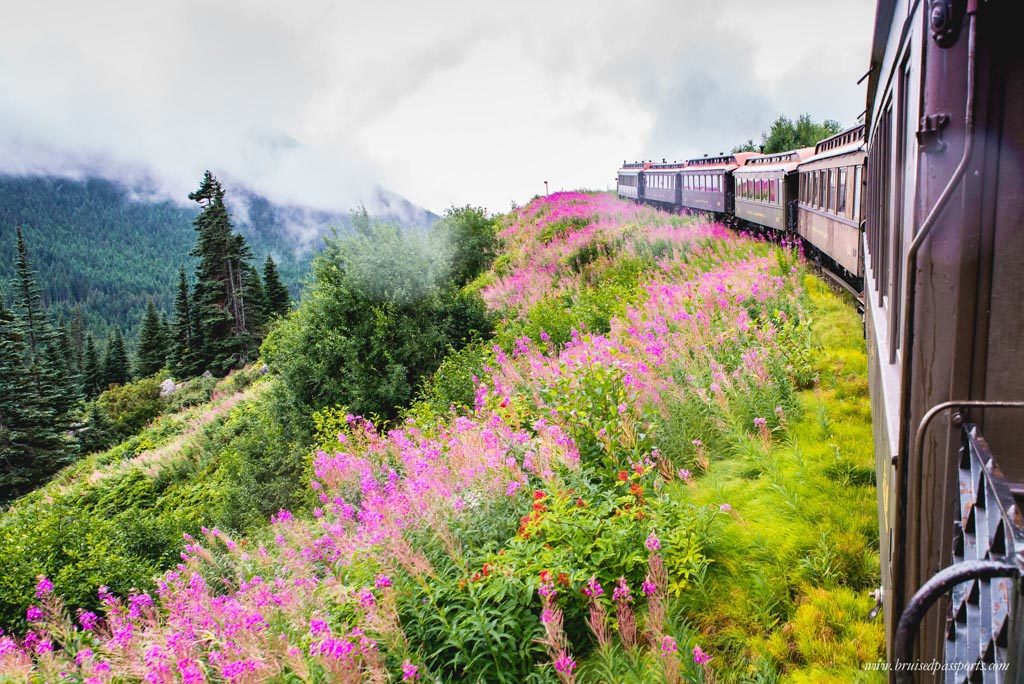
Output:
[0,193,882,682]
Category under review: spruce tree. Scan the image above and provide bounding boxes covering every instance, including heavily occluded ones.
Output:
[243,263,266,337]
[102,328,130,387]
[171,267,198,377]
[263,255,290,319]
[82,333,102,398]
[0,239,69,499]
[136,299,167,378]
[187,172,253,374]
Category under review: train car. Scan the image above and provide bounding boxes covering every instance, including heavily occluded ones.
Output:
[732,147,813,233]
[679,153,759,214]
[616,161,647,201]
[796,126,866,283]
[644,159,686,208]
[864,0,1024,677]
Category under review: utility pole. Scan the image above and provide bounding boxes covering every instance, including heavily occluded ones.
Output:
[544,180,549,196]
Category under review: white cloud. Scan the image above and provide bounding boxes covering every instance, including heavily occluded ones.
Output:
[0,0,873,214]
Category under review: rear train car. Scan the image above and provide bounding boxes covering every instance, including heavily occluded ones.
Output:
[616,161,647,201]
[679,153,759,215]
[732,148,812,234]
[796,126,865,284]
[864,0,1024,677]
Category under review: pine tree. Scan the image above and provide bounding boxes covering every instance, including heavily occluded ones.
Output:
[135,299,167,378]
[102,328,130,387]
[171,267,198,377]
[263,255,290,319]
[82,333,102,398]
[243,262,266,337]
[187,172,254,374]
[1,235,71,500]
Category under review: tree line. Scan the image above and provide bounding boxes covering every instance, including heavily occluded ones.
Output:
[0,172,290,501]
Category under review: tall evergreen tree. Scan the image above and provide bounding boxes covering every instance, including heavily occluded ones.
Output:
[1,235,72,500]
[263,255,290,319]
[135,299,168,378]
[187,172,254,374]
[82,333,102,398]
[102,328,130,387]
[171,267,198,377]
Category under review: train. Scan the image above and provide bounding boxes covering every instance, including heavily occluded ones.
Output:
[618,1,1024,679]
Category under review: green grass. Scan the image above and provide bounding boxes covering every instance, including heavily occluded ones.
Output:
[653,275,884,682]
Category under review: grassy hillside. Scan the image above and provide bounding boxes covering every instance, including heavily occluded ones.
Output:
[0,193,882,682]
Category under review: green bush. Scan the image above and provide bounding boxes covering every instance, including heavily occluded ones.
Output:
[95,376,164,439]
[262,217,492,422]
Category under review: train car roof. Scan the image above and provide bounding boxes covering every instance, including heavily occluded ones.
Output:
[646,160,687,172]
[617,161,650,173]
[682,152,759,172]
[798,125,866,167]
[733,147,814,174]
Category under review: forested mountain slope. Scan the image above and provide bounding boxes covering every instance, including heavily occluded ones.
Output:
[0,175,437,338]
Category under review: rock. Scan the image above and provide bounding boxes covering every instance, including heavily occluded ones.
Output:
[159,378,178,397]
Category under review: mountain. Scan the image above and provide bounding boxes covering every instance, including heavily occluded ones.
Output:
[0,174,438,340]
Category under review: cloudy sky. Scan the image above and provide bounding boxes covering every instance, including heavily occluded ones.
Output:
[0,0,874,215]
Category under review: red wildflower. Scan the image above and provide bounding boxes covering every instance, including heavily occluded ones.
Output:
[617,470,629,482]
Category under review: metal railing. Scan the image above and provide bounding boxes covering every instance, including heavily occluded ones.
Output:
[895,423,1024,682]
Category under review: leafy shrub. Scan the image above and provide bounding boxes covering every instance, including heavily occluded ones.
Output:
[262,217,493,422]
[95,377,163,440]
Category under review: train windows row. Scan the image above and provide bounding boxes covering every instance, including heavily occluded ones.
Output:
[799,166,858,221]
[618,175,638,187]
[738,178,779,204]
[683,174,721,192]
[649,174,675,189]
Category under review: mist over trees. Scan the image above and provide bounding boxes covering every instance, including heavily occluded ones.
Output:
[732,114,844,155]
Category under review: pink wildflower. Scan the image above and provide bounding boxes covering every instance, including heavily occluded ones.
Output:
[402,661,420,681]
[693,645,711,665]
[645,532,661,551]
[374,574,393,589]
[720,503,732,513]
[661,635,678,654]
[25,605,44,622]
[34,576,53,598]
[553,652,576,676]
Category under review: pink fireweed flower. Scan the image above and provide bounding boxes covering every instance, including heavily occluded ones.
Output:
[720,503,732,513]
[309,618,330,636]
[374,574,393,589]
[641,578,657,596]
[540,606,558,624]
[693,645,711,665]
[581,576,604,598]
[75,648,94,666]
[538,582,556,599]
[402,661,420,681]
[754,417,767,429]
[612,577,632,603]
[678,468,693,481]
[25,605,44,622]
[357,588,376,609]
[661,635,678,654]
[553,652,577,676]
[645,532,661,551]
[34,576,53,598]
[78,610,99,631]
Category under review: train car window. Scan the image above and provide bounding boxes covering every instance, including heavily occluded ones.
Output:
[826,169,834,212]
[853,165,862,220]
[838,168,848,216]
[770,179,777,204]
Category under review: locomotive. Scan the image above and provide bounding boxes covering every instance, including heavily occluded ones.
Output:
[618,1,1024,678]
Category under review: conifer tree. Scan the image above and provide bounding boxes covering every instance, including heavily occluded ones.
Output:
[263,255,290,319]
[82,333,102,398]
[171,267,198,377]
[102,328,130,387]
[187,172,253,374]
[243,263,266,337]
[1,236,70,499]
[135,299,167,378]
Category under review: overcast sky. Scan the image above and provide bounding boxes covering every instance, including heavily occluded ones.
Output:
[0,0,874,215]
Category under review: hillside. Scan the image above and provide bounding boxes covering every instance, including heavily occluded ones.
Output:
[0,174,438,338]
[0,193,882,682]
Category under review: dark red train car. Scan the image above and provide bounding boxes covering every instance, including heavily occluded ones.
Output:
[864,0,1024,678]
